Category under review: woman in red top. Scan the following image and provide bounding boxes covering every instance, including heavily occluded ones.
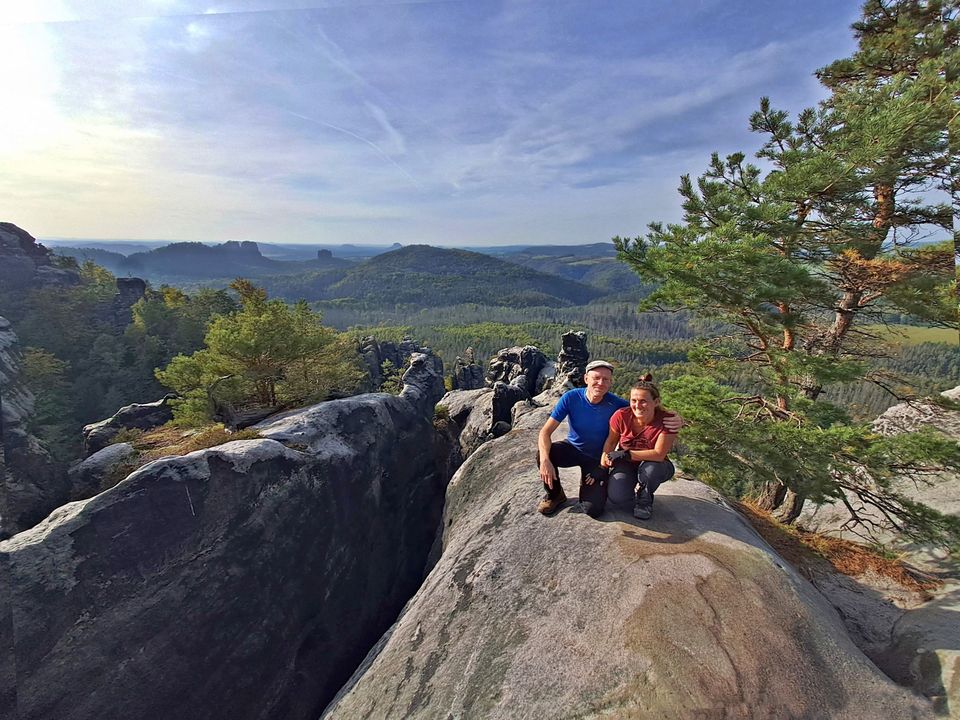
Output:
[600,374,677,519]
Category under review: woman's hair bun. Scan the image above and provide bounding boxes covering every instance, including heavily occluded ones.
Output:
[637,373,653,383]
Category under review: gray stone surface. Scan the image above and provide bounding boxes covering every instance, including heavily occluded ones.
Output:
[451,348,484,391]
[81,395,176,457]
[798,386,960,715]
[0,355,455,720]
[67,443,136,500]
[0,318,66,539]
[553,329,589,388]
[358,336,439,392]
[0,223,79,292]
[438,382,525,459]
[485,345,547,396]
[326,412,933,719]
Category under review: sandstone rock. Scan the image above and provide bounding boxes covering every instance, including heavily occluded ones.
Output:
[81,395,176,457]
[0,355,454,720]
[325,410,933,720]
[486,345,547,396]
[67,443,136,500]
[798,386,960,713]
[553,329,589,388]
[0,223,79,292]
[438,382,526,458]
[800,386,960,556]
[451,348,484,391]
[358,336,438,392]
[883,581,960,718]
[0,318,66,539]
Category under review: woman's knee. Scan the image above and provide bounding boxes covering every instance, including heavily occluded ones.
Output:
[639,460,674,492]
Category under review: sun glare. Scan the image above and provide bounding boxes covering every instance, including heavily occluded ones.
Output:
[0,24,68,155]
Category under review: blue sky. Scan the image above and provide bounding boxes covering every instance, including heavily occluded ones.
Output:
[1,1,862,246]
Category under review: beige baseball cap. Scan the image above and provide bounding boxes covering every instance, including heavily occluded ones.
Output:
[584,360,615,373]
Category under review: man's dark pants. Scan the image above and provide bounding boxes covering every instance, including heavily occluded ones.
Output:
[536,440,609,514]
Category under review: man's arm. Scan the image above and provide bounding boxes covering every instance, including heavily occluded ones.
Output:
[660,408,684,433]
[538,417,561,489]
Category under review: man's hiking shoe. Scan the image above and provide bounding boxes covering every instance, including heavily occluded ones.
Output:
[569,501,594,516]
[537,491,567,515]
[633,501,652,520]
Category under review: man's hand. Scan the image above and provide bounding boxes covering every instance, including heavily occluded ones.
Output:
[662,411,684,433]
[600,452,613,468]
[539,459,558,489]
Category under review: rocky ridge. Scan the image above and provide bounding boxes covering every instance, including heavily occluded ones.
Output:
[1,353,455,720]
[0,318,67,539]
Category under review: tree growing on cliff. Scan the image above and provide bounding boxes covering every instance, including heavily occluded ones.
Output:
[616,0,959,542]
[156,280,365,424]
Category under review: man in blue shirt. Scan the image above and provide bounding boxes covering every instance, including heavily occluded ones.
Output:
[537,360,681,517]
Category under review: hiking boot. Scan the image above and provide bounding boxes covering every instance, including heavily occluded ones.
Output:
[633,496,652,520]
[537,490,567,515]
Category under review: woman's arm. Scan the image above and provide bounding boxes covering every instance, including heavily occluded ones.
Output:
[626,431,675,463]
[600,425,620,468]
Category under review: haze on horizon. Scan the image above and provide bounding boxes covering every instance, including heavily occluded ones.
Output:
[2,0,861,247]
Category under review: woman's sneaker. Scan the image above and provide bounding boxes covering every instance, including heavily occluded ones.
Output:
[633,498,652,520]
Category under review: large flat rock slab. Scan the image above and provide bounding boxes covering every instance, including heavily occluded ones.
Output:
[326,426,932,719]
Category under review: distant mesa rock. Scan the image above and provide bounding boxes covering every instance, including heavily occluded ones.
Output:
[451,347,484,391]
[317,248,333,260]
[221,240,261,256]
[486,345,548,396]
[554,329,590,388]
[82,394,176,457]
[1,354,456,720]
[0,317,68,539]
[325,402,932,719]
[0,222,80,291]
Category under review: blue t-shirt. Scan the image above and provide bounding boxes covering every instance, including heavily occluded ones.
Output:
[550,388,628,458]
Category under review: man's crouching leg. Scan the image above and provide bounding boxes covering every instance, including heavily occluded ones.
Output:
[535,445,568,515]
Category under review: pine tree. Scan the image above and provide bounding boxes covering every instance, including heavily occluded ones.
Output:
[615,0,960,538]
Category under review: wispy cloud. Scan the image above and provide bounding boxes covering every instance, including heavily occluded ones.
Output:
[2,0,862,244]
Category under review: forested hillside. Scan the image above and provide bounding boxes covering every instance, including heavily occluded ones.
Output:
[260,244,605,306]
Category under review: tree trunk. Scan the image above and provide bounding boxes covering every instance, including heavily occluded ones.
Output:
[754,482,805,524]
[773,489,805,524]
[754,480,788,513]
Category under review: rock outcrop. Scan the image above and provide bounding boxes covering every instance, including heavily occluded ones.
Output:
[81,394,176,457]
[438,382,526,457]
[0,223,79,292]
[325,402,933,719]
[796,386,960,715]
[67,443,136,500]
[553,329,589,388]
[358,336,439,391]
[1,354,454,720]
[485,345,548,396]
[0,318,67,539]
[451,348,485,390]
